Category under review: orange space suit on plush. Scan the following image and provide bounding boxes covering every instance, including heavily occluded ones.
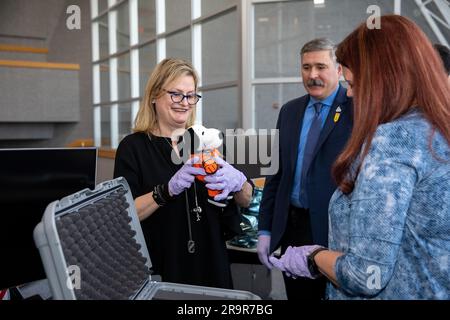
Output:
[186,125,227,206]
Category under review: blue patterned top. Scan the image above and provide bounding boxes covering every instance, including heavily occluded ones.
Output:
[327,110,450,300]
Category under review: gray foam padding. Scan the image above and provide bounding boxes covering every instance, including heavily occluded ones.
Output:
[55,188,150,300]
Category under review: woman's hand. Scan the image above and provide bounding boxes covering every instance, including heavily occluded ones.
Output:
[203,157,247,201]
[269,245,324,279]
[168,157,206,196]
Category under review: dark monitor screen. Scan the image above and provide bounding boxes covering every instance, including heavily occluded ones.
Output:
[0,148,97,290]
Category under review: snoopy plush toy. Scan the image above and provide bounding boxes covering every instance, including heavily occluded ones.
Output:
[184,124,232,207]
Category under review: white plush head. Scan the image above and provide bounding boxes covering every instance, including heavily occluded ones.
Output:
[189,124,222,151]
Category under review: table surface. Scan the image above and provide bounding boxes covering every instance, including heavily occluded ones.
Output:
[226,241,281,265]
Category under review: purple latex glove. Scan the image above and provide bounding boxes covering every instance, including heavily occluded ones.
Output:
[256,235,273,270]
[269,245,324,279]
[168,157,206,196]
[203,157,247,201]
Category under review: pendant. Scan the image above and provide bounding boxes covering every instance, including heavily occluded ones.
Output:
[187,240,195,253]
[192,206,202,221]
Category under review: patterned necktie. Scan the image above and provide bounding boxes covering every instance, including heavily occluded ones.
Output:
[299,102,323,207]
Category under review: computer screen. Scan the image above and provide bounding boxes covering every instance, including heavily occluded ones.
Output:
[0,148,97,290]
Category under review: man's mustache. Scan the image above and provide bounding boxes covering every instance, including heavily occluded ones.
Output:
[307,79,325,87]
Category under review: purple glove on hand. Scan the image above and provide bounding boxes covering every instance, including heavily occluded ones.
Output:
[203,157,247,201]
[256,235,273,270]
[269,245,323,279]
[168,157,206,196]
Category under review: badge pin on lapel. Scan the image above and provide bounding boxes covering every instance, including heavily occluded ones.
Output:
[334,106,342,123]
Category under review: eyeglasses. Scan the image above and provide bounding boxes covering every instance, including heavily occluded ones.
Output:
[163,89,201,105]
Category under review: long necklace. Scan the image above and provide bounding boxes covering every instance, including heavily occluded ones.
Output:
[191,182,202,221]
[184,191,195,253]
[162,135,202,220]
[163,136,180,160]
[152,133,202,253]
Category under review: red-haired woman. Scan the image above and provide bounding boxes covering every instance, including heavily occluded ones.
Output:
[270,15,450,299]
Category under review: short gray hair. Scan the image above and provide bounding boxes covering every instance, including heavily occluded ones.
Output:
[301,38,337,63]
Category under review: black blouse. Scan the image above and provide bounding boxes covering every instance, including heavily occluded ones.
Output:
[113,132,241,288]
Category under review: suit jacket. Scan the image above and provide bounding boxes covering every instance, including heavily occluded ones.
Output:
[259,85,353,251]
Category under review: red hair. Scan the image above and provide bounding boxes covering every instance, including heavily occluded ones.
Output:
[334,15,450,194]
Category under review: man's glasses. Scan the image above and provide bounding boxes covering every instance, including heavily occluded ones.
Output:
[163,89,201,105]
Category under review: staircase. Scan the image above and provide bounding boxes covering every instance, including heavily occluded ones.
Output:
[0,43,80,140]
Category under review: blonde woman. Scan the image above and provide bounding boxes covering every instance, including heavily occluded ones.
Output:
[114,58,252,288]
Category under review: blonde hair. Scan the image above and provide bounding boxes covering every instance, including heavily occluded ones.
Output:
[134,58,199,133]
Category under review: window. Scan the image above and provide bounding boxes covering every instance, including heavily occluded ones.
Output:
[202,87,239,133]
[251,0,395,129]
[118,103,133,141]
[99,63,110,102]
[138,0,156,41]
[139,42,157,97]
[91,0,239,148]
[91,0,448,147]
[117,2,130,53]
[255,83,305,130]
[201,0,237,17]
[100,105,111,147]
[166,29,191,62]
[98,14,109,59]
[118,52,131,100]
[165,0,191,33]
[202,10,238,85]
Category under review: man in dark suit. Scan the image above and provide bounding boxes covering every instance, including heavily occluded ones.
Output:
[257,38,353,300]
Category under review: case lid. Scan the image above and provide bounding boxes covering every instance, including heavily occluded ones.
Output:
[39,178,152,299]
